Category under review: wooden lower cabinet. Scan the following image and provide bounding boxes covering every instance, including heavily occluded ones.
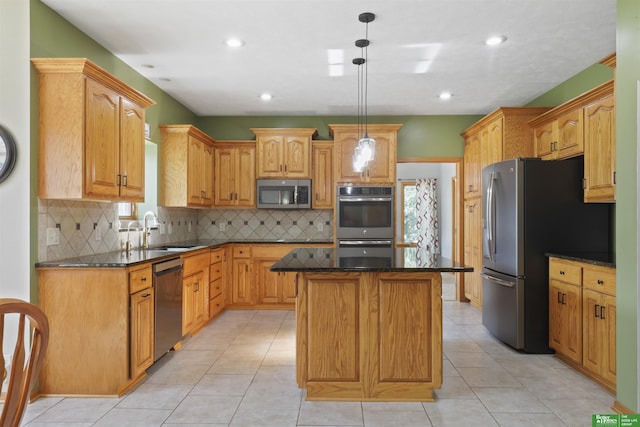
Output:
[548,257,616,391]
[38,265,154,396]
[209,247,226,318]
[182,251,210,335]
[130,286,155,380]
[463,198,482,308]
[296,271,442,401]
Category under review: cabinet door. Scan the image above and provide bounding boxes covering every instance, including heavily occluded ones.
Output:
[463,199,481,306]
[236,147,256,206]
[365,132,395,184]
[482,117,503,168]
[232,258,252,304]
[336,134,364,183]
[549,280,582,364]
[193,270,208,329]
[602,294,616,385]
[257,136,284,177]
[463,134,481,199]
[182,274,196,335]
[130,287,155,379]
[187,136,204,206]
[85,79,121,199]
[281,272,297,304]
[582,289,604,377]
[556,109,583,159]
[283,135,310,177]
[256,260,280,304]
[214,147,235,206]
[534,122,556,160]
[312,143,334,209]
[119,98,146,200]
[584,93,616,202]
[202,143,214,206]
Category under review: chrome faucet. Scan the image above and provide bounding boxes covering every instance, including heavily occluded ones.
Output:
[142,211,158,249]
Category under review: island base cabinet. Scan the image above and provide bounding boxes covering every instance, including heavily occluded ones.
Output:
[296,272,442,401]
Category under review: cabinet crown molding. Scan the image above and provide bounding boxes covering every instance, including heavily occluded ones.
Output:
[328,124,403,136]
[159,124,216,145]
[250,128,317,138]
[460,107,550,138]
[31,57,155,108]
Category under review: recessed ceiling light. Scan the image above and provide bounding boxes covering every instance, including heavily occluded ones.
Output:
[485,35,507,46]
[260,93,272,101]
[225,38,245,48]
[439,92,452,100]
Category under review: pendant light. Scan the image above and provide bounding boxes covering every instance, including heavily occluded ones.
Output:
[353,12,376,169]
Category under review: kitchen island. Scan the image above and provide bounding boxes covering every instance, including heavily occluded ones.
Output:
[271,247,472,402]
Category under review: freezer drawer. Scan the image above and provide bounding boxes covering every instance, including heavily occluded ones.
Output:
[481,270,524,350]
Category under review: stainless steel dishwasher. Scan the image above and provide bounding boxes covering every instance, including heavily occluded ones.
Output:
[153,257,183,361]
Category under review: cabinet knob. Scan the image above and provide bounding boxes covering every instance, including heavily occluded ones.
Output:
[559,270,565,275]
[141,277,147,282]
[597,279,604,285]
[142,293,151,298]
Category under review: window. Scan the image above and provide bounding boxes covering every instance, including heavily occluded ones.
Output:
[401,181,418,244]
[117,202,137,220]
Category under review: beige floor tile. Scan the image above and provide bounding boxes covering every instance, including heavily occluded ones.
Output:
[190,373,254,396]
[493,412,569,426]
[363,409,432,427]
[435,376,476,399]
[472,387,551,413]
[117,383,192,409]
[230,409,299,426]
[164,395,242,424]
[92,408,171,426]
[298,401,364,425]
[423,398,499,427]
[28,397,120,424]
[446,351,501,368]
[542,398,615,427]
[456,366,522,388]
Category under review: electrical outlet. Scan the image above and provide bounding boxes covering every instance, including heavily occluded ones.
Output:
[219,222,226,231]
[159,223,166,235]
[316,222,324,232]
[95,225,101,241]
[46,227,60,245]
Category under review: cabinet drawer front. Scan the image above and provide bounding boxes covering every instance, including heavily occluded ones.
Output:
[130,265,152,294]
[183,252,210,277]
[209,293,224,318]
[233,246,251,258]
[209,277,223,298]
[252,245,295,259]
[549,259,582,285]
[209,263,223,282]
[583,266,616,296]
[210,248,224,264]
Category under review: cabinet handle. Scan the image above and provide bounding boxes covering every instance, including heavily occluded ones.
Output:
[117,174,121,186]
[235,193,238,200]
[194,282,199,292]
[583,178,587,189]
[600,306,606,320]
[561,293,566,305]
[597,279,604,285]
[557,291,562,304]
[316,193,318,201]
[123,175,128,187]
[468,205,473,213]
[229,192,233,200]
[279,164,283,172]
[613,171,616,185]
[141,277,147,282]
[245,264,248,272]
[295,273,299,297]
[595,304,600,318]
[367,169,370,177]
[142,293,151,298]
[284,164,287,172]
[559,270,565,275]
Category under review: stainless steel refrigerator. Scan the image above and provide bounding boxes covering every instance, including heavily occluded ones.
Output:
[481,156,610,353]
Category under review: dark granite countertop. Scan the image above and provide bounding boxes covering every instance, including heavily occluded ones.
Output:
[270,247,473,273]
[35,239,334,268]
[545,252,616,268]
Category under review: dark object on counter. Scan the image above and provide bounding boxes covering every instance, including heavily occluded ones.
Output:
[481,156,610,354]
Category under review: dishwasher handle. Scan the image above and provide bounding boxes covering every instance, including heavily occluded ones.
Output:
[153,257,183,273]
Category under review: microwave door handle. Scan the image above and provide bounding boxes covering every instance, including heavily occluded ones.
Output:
[338,197,393,202]
[294,185,298,205]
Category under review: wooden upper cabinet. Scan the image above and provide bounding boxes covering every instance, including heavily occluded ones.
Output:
[462,107,549,200]
[329,124,402,185]
[251,128,316,178]
[213,142,256,207]
[584,90,616,203]
[529,80,615,202]
[32,58,155,201]
[160,125,216,208]
[312,141,334,209]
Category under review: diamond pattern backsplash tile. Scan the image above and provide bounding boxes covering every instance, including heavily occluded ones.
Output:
[38,199,333,262]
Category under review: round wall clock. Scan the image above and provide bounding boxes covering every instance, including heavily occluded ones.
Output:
[0,125,17,184]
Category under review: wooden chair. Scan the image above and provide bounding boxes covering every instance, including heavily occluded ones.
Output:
[0,299,49,427]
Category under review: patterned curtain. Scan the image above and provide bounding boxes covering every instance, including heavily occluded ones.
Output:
[416,178,439,264]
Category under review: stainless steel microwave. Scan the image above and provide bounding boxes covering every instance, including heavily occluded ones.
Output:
[256,179,311,209]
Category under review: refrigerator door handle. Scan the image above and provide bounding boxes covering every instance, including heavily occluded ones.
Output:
[480,272,515,288]
[486,171,496,261]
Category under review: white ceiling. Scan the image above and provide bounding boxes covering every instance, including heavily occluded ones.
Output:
[40,0,616,117]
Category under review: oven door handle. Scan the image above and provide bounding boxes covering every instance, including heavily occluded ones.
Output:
[338,197,393,203]
[339,240,393,246]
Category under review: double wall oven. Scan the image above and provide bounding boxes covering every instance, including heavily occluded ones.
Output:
[336,185,394,267]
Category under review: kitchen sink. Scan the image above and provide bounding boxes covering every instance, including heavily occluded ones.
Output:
[151,244,207,252]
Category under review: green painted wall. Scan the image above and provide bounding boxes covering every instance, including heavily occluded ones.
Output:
[615,0,639,412]
[197,115,481,159]
[526,63,614,107]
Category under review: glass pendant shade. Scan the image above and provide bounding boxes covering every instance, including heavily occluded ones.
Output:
[357,134,376,163]
[353,145,366,172]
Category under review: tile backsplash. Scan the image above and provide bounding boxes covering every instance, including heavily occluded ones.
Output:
[38,199,333,262]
